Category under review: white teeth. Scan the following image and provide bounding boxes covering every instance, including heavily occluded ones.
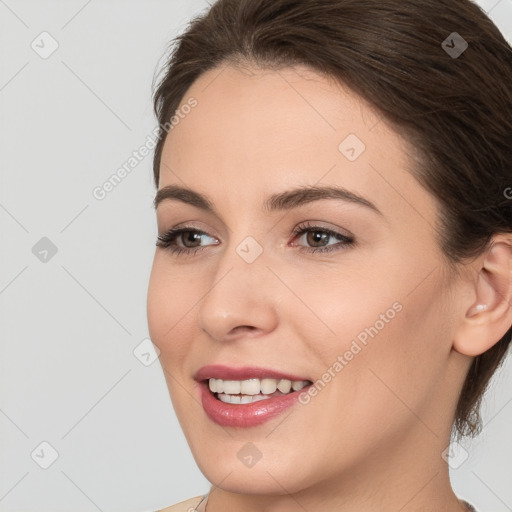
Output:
[229,394,241,404]
[277,378,292,393]
[240,379,261,395]
[223,380,241,394]
[217,393,275,404]
[260,378,277,394]
[292,380,308,391]
[207,377,310,400]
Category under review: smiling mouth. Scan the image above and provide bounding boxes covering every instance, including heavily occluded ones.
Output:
[205,377,313,405]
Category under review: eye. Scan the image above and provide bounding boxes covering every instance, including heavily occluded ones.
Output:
[290,221,355,254]
[156,222,355,257]
[156,227,219,256]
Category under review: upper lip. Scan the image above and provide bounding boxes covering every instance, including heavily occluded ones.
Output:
[194,365,312,383]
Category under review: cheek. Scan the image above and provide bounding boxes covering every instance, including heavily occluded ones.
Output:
[302,259,449,422]
[331,278,451,439]
[146,257,197,365]
[294,263,405,365]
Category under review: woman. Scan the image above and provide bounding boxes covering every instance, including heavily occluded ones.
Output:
[146,0,512,510]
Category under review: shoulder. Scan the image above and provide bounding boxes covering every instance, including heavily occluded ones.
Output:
[155,495,205,512]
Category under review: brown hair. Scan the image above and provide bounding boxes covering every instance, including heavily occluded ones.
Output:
[151,0,512,439]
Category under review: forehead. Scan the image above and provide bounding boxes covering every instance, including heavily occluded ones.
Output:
[158,63,435,226]
[166,63,380,158]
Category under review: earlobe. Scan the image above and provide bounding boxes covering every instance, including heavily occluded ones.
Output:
[453,239,512,357]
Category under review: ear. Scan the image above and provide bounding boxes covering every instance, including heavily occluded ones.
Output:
[453,236,512,357]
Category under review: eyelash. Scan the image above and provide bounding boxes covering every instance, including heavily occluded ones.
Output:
[156,221,355,257]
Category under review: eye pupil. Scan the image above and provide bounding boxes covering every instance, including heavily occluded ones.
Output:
[307,230,329,247]
[183,232,202,247]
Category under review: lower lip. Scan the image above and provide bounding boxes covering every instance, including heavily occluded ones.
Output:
[198,381,310,428]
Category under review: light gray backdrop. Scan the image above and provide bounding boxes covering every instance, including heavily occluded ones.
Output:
[1,1,511,511]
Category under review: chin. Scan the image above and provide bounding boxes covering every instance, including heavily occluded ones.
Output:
[191,440,323,496]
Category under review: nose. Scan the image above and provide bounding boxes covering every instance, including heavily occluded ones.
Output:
[197,242,280,342]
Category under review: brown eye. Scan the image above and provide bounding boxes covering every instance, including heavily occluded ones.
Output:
[305,230,331,248]
[156,228,219,255]
[291,223,355,254]
[180,231,203,248]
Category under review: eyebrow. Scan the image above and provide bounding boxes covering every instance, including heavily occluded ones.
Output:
[153,184,383,216]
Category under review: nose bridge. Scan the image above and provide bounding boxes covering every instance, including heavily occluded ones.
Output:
[197,229,279,340]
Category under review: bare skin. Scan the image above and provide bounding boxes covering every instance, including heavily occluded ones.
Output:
[147,63,512,512]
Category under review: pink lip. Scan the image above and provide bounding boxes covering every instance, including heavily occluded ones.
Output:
[194,364,311,382]
[198,380,312,428]
[194,365,313,428]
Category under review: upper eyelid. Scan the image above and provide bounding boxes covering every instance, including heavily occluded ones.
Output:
[159,222,352,242]
[166,224,219,239]
[156,223,356,258]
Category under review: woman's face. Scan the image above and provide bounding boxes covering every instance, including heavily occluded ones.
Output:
[147,64,468,496]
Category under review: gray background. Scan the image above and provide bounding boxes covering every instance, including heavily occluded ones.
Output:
[0,1,511,511]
